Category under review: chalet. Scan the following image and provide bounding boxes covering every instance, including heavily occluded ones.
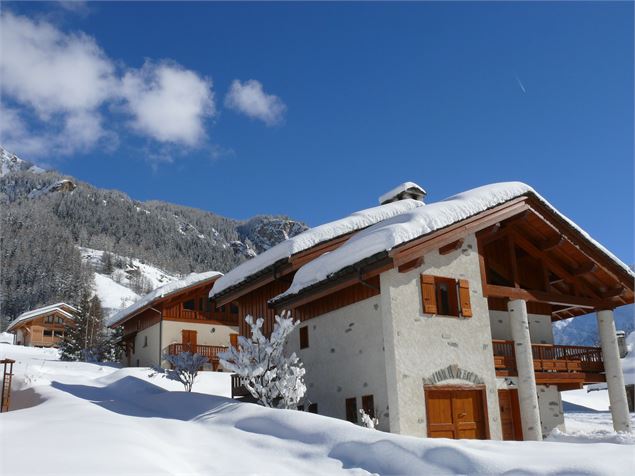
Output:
[7,303,77,348]
[210,181,634,441]
[108,271,239,369]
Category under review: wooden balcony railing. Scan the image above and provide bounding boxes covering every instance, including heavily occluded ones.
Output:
[492,340,604,377]
[167,343,228,370]
[163,307,239,326]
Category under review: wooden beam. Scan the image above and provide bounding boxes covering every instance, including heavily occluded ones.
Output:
[572,262,597,277]
[214,263,293,307]
[438,238,464,255]
[271,258,394,310]
[397,257,424,273]
[483,284,606,308]
[525,198,634,289]
[508,229,601,299]
[540,234,564,252]
[476,222,501,241]
[392,198,530,267]
[601,286,626,299]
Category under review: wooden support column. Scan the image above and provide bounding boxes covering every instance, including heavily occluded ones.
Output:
[508,299,543,441]
[597,309,632,433]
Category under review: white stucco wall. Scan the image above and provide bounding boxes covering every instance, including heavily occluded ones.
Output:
[286,295,391,431]
[131,322,161,367]
[160,320,238,368]
[380,233,503,439]
[496,377,565,437]
[489,311,554,344]
[537,384,565,435]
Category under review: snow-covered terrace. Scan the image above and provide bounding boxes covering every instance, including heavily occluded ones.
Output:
[270,181,634,304]
[209,198,425,299]
[107,271,222,327]
[7,302,78,332]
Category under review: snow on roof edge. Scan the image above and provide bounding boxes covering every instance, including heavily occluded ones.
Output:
[7,302,78,331]
[107,271,222,327]
[209,199,425,299]
[270,182,634,304]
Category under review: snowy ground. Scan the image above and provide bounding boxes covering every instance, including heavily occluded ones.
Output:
[1,345,634,476]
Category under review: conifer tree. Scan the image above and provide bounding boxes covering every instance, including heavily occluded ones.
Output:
[59,293,108,362]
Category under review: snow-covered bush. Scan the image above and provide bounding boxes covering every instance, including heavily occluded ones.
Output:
[359,409,378,429]
[219,313,306,409]
[162,352,208,392]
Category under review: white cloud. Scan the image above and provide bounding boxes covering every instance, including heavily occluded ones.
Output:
[121,62,215,146]
[0,12,115,118]
[0,12,216,159]
[225,79,286,126]
[0,104,114,157]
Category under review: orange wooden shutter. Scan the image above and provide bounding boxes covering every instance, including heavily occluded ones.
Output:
[458,279,473,318]
[421,274,437,314]
[230,333,238,349]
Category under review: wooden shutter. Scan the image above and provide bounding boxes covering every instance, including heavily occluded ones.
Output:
[362,394,375,419]
[345,398,358,423]
[458,279,473,318]
[421,275,438,314]
[230,333,239,349]
[300,326,309,349]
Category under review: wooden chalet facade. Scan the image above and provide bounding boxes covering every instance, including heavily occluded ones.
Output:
[7,303,77,348]
[108,272,239,369]
[210,182,634,441]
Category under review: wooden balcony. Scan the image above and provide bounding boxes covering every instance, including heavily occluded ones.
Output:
[492,339,605,390]
[167,343,228,371]
[163,307,239,326]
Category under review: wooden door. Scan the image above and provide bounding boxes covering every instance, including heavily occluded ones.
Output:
[425,387,488,439]
[181,330,197,353]
[498,389,523,440]
[426,389,456,438]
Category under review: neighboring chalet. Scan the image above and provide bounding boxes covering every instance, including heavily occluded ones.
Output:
[7,303,77,348]
[108,271,239,369]
[210,181,634,441]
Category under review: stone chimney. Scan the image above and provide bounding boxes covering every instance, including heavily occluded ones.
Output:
[617,331,627,358]
[379,181,427,205]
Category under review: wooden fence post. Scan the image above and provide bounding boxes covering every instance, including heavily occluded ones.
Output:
[1,359,15,413]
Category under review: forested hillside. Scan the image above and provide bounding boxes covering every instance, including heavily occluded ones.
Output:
[0,147,306,328]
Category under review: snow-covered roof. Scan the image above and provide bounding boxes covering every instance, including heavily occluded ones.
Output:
[209,199,426,299]
[271,181,635,304]
[7,303,78,332]
[379,181,427,205]
[108,271,222,327]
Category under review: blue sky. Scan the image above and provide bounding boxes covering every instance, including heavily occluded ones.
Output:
[2,2,633,263]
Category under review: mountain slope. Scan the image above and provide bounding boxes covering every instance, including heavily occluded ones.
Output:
[0,147,307,326]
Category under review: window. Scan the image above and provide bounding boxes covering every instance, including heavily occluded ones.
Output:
[57,316,64,324]
[345,397,358,423]
[53,330,64,338]
[143,335,148,348]
[299,326,309,349]
[362,394,375,419]
[297,405,304,412]
[420,275,472,318]
[183,300,195,311]
[308,403,318,414]
[230,304,239,314]
[43,330,53,337]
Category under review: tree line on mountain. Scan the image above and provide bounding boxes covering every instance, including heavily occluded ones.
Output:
[0,168,306,328]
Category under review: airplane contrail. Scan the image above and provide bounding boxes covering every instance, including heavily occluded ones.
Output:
[516,76,527,94]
